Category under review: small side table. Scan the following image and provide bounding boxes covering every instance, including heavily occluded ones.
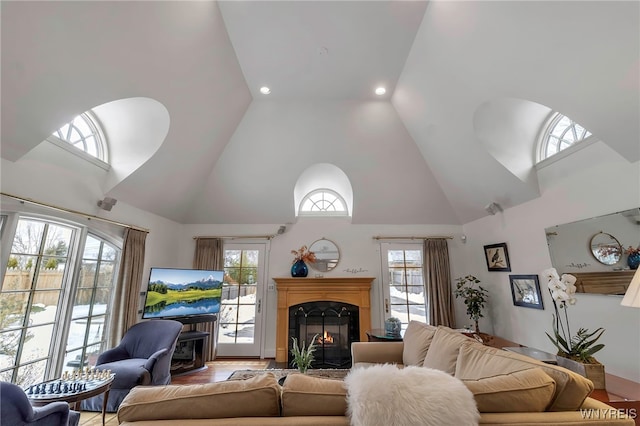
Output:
[366,329,403,342]
[503,346,558,364]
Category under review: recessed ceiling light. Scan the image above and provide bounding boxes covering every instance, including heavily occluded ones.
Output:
[260,86,271,95]
[375,87,386,96]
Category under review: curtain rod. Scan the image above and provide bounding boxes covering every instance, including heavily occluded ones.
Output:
[373,236,453,240]
[1,192,149,233]
[193,235,275,240]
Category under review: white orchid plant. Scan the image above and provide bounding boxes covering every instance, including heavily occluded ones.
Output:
[542,268,605,363]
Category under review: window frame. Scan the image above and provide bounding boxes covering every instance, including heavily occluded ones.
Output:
[48,111,110,170]
[0,214,121,386]
[298,188,349,217]
[536,112,597,167]
[379,242,428,334]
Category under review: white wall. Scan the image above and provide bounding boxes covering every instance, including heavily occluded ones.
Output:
[178,219,465,358]
[461,142,640,381]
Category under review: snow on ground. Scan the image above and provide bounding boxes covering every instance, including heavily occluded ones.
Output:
[1,303,106,386]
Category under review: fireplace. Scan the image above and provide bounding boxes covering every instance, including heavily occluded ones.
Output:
[273,277,374,363]
[289,301,359,368]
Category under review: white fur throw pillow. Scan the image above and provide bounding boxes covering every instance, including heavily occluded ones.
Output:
[345,364,479,426]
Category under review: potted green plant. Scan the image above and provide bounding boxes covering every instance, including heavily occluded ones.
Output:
[454,275,489,334]
[290,334,319,373]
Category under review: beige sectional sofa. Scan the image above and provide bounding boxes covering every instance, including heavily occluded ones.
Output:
[117,322,635,425]
[351,321,635,425]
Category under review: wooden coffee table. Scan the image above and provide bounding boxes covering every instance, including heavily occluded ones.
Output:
[26,374,114,426]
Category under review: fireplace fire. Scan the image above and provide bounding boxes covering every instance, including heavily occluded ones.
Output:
[317,331,334,345]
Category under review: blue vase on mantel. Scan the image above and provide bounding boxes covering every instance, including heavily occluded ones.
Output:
[628,252,640,270]
[291,260,308,277]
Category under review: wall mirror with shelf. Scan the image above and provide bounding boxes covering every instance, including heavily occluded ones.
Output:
[545,208,640,295]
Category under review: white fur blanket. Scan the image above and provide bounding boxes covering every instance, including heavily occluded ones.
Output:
[345,364,479,426]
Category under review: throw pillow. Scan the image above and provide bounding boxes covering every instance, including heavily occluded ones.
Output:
[281,373,347,416]
[402,321,437,366]
[345,364,480,426]
[423,326,478,374]
[462,368,556,412]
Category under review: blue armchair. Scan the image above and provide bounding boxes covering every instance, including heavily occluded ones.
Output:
[0,381,80,426]
[81,319,183,412]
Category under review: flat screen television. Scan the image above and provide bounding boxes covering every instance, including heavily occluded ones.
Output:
[142,267,223,320]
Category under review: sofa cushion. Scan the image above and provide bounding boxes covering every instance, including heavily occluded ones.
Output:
[345,364,479,426]
[402,321,436,367]
[117,373,281,422]
[454,342,593,412]
[281,373,347,416]
[422,326,477,374]
[462,367,556,412]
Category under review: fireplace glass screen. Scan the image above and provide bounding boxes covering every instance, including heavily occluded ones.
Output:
[288,301,359,369]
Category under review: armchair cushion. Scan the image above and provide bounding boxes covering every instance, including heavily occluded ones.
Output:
[100,358,153,388]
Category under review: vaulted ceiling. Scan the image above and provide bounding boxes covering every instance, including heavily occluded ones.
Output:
[1,1,638,225]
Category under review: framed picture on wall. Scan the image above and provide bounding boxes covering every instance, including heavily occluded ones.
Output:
[484,242,511,272]
[509,275,544,309]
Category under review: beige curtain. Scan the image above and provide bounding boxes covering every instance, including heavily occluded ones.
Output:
[424,239,455,327]
[193,238,224,361]
[109,228,148,347]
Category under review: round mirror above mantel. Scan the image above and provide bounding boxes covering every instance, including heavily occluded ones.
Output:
[590,232,623,265]
[308,238,340,272]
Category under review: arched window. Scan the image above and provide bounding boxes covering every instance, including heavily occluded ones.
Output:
[51,112,107,163]
[299,189,348,216]
[540,113,592,161]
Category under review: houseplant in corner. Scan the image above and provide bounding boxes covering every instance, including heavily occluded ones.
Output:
[290,334,319,373]
[541,268,606,388]
[454,275,489,335]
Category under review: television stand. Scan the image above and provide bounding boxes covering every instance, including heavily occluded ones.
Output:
[171,330,209,376]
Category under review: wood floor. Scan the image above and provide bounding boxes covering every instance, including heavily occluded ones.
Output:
[78,359,274,426]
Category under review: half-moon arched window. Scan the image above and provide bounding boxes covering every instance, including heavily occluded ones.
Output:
[540,113,592,161]
[299,189,348,216]
[51,112,108,163]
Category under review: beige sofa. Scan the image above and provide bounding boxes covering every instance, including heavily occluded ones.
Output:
[351,322,635,425]
[117,322,635,425]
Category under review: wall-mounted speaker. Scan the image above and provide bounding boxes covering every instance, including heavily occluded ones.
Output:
[485,202,502,215]
[97,197,117,211]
